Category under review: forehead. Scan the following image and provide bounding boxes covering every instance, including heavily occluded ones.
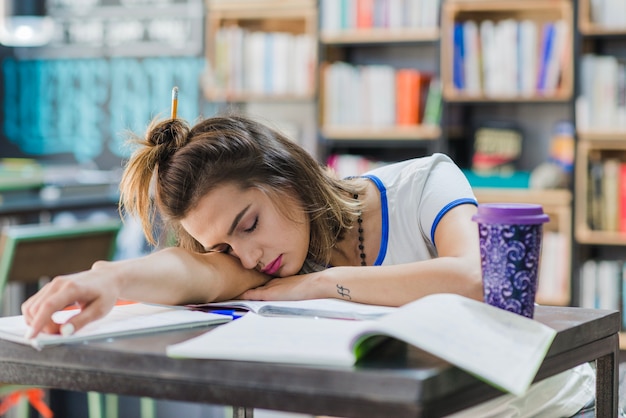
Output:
[180,185,245,240]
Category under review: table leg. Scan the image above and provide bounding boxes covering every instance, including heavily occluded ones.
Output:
[595,333,619,418]
[232,406,253,418]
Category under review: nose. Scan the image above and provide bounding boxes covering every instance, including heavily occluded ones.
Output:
[231,241,262,270]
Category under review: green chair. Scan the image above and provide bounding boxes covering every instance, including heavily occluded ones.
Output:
[0,219,154,418]
[0,219,123,303]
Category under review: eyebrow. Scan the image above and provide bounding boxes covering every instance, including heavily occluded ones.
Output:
[205,203,252,252]
[228,204,251,236]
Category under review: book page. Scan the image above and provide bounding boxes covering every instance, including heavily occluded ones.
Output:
[372,294,556,396]
[188,298,397,320]
[169,294,556,396]
[0,303,230,350]
[167,312,370,366]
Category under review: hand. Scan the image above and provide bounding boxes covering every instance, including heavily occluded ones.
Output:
[238,272,327,301]
[21,260,121,339]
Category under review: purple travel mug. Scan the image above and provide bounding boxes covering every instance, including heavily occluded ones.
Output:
[472,203,549,318]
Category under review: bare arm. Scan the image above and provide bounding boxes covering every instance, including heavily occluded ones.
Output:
[22,247,268,337]
[240,204,483,306]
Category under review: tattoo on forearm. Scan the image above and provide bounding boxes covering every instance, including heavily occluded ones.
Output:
[336,284,351,300]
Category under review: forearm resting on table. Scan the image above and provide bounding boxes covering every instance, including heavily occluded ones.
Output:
[322,256,483,306]
[21,248,269,337]
[112,247,270,305]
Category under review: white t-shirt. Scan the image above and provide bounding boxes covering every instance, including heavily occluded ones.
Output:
[363,153,477,265]
[363,154,595,418]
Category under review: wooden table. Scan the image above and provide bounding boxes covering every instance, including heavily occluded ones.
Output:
[0,305,620,418]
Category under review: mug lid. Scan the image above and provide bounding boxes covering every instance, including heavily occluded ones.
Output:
[472,203,550,225]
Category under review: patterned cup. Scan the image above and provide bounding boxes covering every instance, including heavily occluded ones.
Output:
[472,203,549,318]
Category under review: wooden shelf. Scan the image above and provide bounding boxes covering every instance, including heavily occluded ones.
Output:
[441,0,574,102]
[473,188,571,206]
[577,131,626,141]
[574,140,626,246]
[204,0,317,102]
[204,91,315,103]
[443,92,572,103]
[576,228,626,246]
[320,28,439,45]
[208,0,317,16]
[473,188,572,238]
[578,0,626,36]
[322,125,441,141]
[579,25,626,36]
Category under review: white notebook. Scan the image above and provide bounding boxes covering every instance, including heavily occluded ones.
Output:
[187,298,397,320]
[0,302,230,350]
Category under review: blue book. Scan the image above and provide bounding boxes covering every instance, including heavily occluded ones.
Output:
[536,22,555,92]
[453,22,465,90]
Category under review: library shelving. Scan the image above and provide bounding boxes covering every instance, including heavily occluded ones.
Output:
[440,0,574,102]
[318,0,443,162]
[203,0,318,102]
[575,138,626,246]
[573,0,626,348]
[437,0,577,307]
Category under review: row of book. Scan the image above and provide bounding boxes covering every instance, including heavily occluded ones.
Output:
[320,0,441,32]
[208,25,315,96]
[536,231,570,305]
[322,62,441,127]
[579,259,626,328]
[588,0,626,28]
[453,19,569,97]
[576,54,626,132]
[587,156,626,233]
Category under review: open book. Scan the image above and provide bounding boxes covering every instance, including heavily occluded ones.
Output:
[187,298,397,320]
[169,293,557,396]
[0,302,230,350]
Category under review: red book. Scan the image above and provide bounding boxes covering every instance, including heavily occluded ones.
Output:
[416,73,433,124]
[356,0,374,29]
[396,69,420,125]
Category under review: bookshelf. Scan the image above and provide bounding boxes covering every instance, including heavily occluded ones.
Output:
[203,0,317,102]
[573,0,626,349]
[440,0,574,102]
[318,0,443,163]
[435,0,577,308]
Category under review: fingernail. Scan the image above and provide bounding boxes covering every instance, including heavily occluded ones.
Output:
[60,323,75,337]
[24,327,34,340]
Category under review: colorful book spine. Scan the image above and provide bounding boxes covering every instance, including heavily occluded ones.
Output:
[453,22,465,90]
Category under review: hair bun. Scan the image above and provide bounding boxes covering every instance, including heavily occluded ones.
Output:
[147,119,190,164]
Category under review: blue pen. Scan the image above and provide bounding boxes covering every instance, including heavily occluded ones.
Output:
[211,309,244,320]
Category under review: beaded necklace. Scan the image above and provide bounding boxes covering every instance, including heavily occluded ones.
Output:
[353,193,366,266]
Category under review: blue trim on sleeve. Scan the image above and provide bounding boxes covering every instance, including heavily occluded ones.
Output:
[362,174,388,266]
[430,198,478,246]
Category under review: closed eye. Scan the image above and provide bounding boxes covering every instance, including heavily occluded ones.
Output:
[244,216,258,233]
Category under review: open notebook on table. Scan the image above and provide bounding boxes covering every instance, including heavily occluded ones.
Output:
[0,302,230,350]
[169,293,557,397]
[187,298,397,320]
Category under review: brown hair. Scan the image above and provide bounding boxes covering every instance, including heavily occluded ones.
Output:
[119,114,363,267]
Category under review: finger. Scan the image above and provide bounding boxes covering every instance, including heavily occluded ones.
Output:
[56,301,113,336]
[21,280,60,325]
[25,321,61,338]
[24,280,85,338]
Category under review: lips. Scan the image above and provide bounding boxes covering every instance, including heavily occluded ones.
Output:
[262,255,283,276]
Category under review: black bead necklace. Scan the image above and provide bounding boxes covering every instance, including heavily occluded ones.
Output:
[353,193,366,266]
